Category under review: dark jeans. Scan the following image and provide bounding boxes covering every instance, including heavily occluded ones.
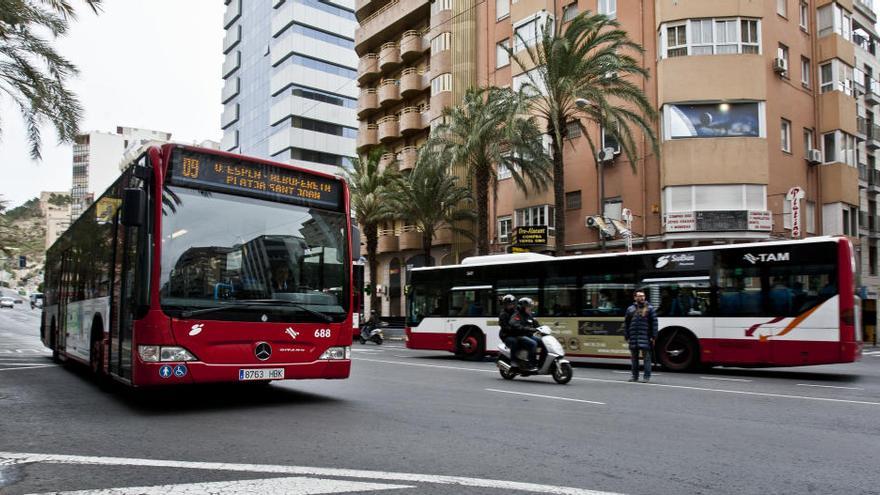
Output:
[505,336,537,367]
[630,348,652,379]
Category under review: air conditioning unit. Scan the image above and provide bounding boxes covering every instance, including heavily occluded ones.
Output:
[807,149,822,165]
[597,147,616,163]
[772,57,788,74]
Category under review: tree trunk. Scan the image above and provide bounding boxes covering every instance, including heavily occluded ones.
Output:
[552,132,566,256]
[475,164,490,255]
[423,230,433,267]
[365,223,379,315]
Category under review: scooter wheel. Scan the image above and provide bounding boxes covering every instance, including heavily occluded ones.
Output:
[358,336,366,344]
[552,362,573,384]
[373,338,383,345]
[499,367,516,380]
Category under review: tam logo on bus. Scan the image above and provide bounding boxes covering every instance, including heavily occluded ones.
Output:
[743,252,790,264]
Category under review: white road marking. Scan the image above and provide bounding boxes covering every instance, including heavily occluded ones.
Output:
[355,357,880,406]
[486,388,605,405]
[796,383,863,390]
[861,350,880,356]
[0,362,53,366]
[0,452,625,495]
[25,476,411,494]
[0,365,58,372]
[699,376,753,383]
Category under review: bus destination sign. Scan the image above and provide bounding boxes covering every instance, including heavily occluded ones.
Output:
[170,149,342,210]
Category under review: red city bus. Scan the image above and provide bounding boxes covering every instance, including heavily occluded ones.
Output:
[41,145,358,386]
[406,237,862,370]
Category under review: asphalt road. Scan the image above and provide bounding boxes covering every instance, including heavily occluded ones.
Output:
[1,305,879,495]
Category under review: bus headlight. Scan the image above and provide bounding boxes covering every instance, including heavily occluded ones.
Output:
[319,346,350,360]
[138,345,197,362]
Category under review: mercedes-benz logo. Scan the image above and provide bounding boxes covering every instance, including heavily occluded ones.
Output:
[255,342,272,361]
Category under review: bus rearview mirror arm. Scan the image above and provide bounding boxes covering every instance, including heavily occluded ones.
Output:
[351,226,361,262]
[122,188,146,227]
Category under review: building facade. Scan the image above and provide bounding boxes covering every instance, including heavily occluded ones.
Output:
[221,0,359,175]
[39,191,71,250]
[355,0,880,330]
[70,126,172,220]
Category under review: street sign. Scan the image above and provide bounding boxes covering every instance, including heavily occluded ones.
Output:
[18,256,26,269]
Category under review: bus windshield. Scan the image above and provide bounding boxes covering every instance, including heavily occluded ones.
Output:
[159,186,348,321]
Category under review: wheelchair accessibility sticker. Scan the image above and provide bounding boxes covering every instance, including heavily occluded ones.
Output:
[173,364,188,378]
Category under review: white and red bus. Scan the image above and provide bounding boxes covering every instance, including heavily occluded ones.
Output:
[405,237,862,370]
[42,145,358,386]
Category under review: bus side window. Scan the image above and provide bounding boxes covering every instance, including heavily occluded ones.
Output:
[543,277,577,316]
[496,279,540,316]
[716,267,763,317]
[580,284,634,317]
[650,283,711,317]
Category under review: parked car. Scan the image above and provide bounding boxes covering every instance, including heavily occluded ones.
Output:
[0,297,14,309]
[30,293,43,309]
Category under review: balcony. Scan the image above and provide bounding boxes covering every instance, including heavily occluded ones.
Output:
[399,225,423,251]
[860,164,870,183]
[379,42,402,72]
[358,54,380,84]
[870,124,880,151]
[866,78,880,106]
[377,230,399,254]
[400,107,424,134]
[379,152,396,171]
[378,79,401,106]
[873,170,880,192]
[355,0,430,56]
[357,124,379,152]
[399,146,418,172]
[357,88,379,118]
[400,30,426,61]
[400,67,427,97]
[432,225,453,246]
[858,117,869,139]
[223,0,241,29]
[378,115,400,143]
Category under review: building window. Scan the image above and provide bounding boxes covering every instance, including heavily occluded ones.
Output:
[822,131,857,166]
[496,39,510,68]
[513,12,553,52]
[842,205,858,235]
[512,68,547,96]
[431,32,451,52]
[804,128,814,156]
[806,200,816,233]
[781,119,792,153]
[431,0,452,14]
[562,2,578,22]
[801,56,811,87]
[598,0,616,19]
[799,1,809,30]
[817,59,853,95]
[817,3,852,39]
[565,120,581,139]
[664,184,767,212]
[604,199,622,220]
[497,161,512,180]
[602,121,620,153]
[663,102,764,140]
[660,18,761,58]
[498,216,512,243]
[496,0,509,20]
[777,0,787,17]
[431,73,452,95]
[515,205,556,234]
[777,44,789,74]
[566,191,582,210]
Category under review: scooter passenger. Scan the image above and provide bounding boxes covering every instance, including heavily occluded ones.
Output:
[507,297,540,371]
[362,310,379,340]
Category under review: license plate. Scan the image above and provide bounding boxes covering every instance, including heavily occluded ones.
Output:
[238,368,284,381]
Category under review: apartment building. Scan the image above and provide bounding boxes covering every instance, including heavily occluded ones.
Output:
[39,191,71,250]
[356,0,880,323]
[221,0,359,175]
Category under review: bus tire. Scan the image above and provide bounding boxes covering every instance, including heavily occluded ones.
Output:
[656,328,699,372]
[454,327,485,361]
[89,317,105,376]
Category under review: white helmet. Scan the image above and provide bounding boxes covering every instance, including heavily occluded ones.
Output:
[501,294,516,304]
[517,297,534,308]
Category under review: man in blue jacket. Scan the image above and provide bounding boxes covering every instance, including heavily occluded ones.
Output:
[624,290,658,382]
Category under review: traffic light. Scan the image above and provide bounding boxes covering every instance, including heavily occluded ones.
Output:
[18,256,26,269]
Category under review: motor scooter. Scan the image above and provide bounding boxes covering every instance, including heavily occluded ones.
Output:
[358,322,384,345]
[496,325,573,384]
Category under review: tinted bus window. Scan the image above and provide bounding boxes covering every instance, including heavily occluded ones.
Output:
[543,277,577,316]
[496,278,540,315]
[581,283,635,316]
[717,266,763,317]
[449,289,493,317]
[409,282,446,325]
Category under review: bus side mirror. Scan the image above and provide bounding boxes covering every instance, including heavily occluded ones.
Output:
[122,188,146,227]
[351,226,361,262]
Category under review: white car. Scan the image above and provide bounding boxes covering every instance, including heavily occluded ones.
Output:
[0,297,14,309]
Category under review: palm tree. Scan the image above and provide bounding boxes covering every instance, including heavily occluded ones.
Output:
[429,86,552,255]
[345,147,397,314]
[0,0,103,159]
[507,11,658,255]
[386,147,475,267]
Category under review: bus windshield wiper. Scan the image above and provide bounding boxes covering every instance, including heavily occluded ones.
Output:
[180,300,333,322]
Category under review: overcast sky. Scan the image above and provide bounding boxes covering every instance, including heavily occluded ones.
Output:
[0,0,225,209]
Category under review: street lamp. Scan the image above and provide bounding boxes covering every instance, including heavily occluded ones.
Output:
[575,98,613,252]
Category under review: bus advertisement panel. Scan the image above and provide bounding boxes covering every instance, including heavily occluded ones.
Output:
[406,237,862,370]
[41,145,356,387]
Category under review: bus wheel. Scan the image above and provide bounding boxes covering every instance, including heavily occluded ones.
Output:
[657,329,698,371]
[455,328,484,361]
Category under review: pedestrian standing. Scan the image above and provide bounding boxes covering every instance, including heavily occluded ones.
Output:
[624,290,658,382]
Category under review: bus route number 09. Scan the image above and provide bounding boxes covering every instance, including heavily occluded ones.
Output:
[314,328,332,338]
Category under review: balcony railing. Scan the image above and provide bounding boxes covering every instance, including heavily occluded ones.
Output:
[860,164,870,182]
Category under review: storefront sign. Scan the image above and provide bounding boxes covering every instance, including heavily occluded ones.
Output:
[786,186,805,238]
[512,226,548,246]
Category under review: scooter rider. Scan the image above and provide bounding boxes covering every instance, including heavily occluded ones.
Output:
[362,310,379,340]
[498,294,517,348]
[507,297,540,371]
